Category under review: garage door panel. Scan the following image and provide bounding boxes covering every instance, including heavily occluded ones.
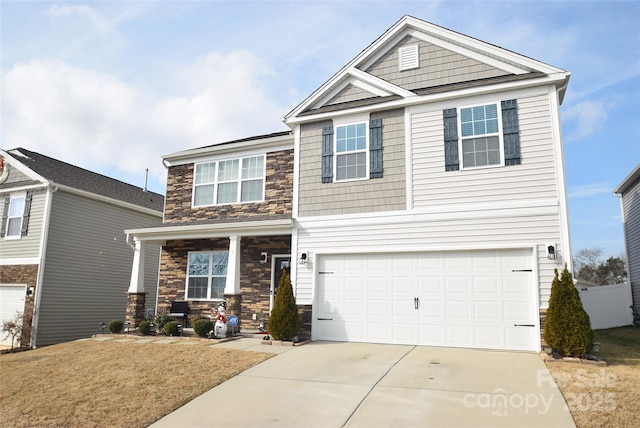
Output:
[316,250,537,351]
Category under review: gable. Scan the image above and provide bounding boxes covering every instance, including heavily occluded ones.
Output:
[285,15,569,124]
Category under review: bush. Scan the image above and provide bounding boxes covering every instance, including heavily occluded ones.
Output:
[544,265,594,357]
[189,314,209,326]
[154,313,174,334]
[163,321,181,336]
[267,268,300,341]
[193,318,214,338]
[108,320,124,334]
[138,321,152,336]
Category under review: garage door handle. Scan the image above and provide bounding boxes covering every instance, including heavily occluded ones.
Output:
[514,324,535,327]
[317,318,333,321]
[414,297,420,310]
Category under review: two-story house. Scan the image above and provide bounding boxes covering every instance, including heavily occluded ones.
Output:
[0,148,163,348]
[126,15,571,352]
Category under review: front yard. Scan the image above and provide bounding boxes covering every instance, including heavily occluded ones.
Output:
[546,326,640,428]
[0,338,272,427]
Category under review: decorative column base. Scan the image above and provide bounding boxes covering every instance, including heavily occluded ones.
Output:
[126,292,147,328]
[224,294,242,328]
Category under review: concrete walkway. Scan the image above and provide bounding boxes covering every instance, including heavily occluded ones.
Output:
[149,340,575,428]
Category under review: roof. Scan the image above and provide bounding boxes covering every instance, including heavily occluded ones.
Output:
[4,148,164,212]
[614,163,640,195]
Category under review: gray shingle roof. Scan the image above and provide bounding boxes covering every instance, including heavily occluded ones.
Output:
[7,148,164,212]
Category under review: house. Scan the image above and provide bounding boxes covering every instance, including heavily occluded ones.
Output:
[126,15,572,352]
[614,163,640,320]
[0,148,163,347]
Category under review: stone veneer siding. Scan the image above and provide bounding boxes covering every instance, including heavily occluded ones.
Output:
[0,264,38,347]
[157,236,292,331]
[126,293,147,328]
[163,149,294,223]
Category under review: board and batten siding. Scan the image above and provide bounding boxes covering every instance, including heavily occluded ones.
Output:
[621,177,640,307]
[35,190,161,346]
[411,92,558,208]
[0,188,46,259]
[297,109,406,217]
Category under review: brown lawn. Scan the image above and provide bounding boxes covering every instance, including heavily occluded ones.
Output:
[545,326,640,428]
[0,337,272,428]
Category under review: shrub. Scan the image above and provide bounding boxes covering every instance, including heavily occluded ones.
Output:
[163,321,181,336]
[154,313,174,334]
[267,268,300,341]
[189,314,209,327]
[108,320,124,334]
[544,265,594,357]
[138,321,152,336]
[193,319,214,338]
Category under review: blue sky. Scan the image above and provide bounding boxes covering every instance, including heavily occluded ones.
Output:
[1,1,638,258]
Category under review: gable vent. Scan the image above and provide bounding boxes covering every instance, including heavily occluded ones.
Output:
[398,44,419,71]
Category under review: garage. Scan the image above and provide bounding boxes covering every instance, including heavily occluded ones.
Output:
[315,249,538,351]
[0,284,26,347]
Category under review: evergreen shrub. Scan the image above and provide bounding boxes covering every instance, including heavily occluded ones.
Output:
[267,268,300,341]
[193,319,214,338]
[108,320,124,334]
[163,321,181,336]
[138,321,152,336]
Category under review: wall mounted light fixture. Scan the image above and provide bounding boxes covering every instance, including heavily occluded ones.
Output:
[299,252,308,265]
[260,252,268,264]
[547,244,556,260]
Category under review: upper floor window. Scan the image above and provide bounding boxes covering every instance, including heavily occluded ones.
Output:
[1,192,32,239]
[193,155,265,206]
[336,123,367,181]
[186,251,228,300]
[442,99,520,171]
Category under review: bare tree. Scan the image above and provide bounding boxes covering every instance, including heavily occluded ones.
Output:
[573,247,627,285]
[2,311,24,349]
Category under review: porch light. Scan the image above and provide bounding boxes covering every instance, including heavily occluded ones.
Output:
[547,244,556,260]
[260,252,268,264]
[299,252,308,264]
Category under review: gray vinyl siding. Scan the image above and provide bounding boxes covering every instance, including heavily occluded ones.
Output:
[298,109,406,217]
[294,212,562,308]
[411,92,558,207]
[35,190,161,346]
[0,188,46,259]
[621,178,640,307]
[326,84,378,106]
[363,35,509,92]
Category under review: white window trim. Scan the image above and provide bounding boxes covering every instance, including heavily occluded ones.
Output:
[4,192,26,240]
[192,154,266,207]
[457,102,505,170]
[333,115,370,183]
[186,250,228,301]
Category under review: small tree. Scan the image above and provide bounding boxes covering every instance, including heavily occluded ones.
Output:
[267,268,300,341]
[544,265,594,357]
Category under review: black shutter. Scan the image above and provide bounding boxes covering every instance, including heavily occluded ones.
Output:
[502,99,521,166]
[321,126,334,183]
[443,108,459,171]
[0,196,8,238]
[21,192,33,237]
[369,119,383,179]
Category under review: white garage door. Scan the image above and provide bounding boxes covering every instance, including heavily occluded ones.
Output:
[0,285,26,347]
[316,249,538,351]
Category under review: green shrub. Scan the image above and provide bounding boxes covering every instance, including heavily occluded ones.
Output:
[189,314,209,326]
[544,265,594,357]
[193,318,214,338]
[108,320,124,334]
[154,313,174,333]
[138,321,152,336]
[267,268,300,341]
[163,321,181,336]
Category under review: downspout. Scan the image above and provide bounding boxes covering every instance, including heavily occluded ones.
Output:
[31,184,57,348]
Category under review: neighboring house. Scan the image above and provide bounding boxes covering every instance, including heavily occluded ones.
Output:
[614,163,640,317]
[127,15,572,352]
[0,148,163,347]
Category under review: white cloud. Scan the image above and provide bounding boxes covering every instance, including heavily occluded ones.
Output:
[568,183,612,199]
[47,4,113,34]
[562,100,609,141]
[1,51,289,193]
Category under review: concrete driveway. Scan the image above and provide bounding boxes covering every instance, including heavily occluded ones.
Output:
[150,340,575,428]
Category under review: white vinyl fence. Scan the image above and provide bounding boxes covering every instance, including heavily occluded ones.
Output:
[576,284,634,330]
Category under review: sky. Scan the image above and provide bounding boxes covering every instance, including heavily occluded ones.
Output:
[1,0,638,258]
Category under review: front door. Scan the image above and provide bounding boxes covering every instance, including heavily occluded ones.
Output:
[270,255,291,312]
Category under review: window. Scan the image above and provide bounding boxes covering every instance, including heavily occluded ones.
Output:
[186,251,228,300]
[193,155,265,206]
[460,104,501,168]
[336,123,367,181]
[2,193,26,239]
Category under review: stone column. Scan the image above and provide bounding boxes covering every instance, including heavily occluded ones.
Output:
[126,292,147,328]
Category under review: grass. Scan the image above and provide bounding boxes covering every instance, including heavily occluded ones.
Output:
[0,337,272,428]
[545,326,640,428]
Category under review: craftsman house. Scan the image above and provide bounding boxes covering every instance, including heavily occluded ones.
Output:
[0,148,163,347]
[127,15,572,351]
